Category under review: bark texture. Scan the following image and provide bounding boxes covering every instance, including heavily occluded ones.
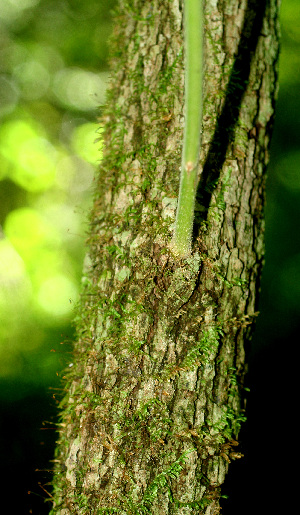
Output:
[51,0,280,513]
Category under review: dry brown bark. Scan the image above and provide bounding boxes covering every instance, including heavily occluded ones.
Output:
[50,0,280,513]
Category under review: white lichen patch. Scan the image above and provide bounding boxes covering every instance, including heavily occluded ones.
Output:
[65,437,81,487]
[115,266,130,282]
[162,196,177,220]
[136,378,156,406]
[130,232,147,254]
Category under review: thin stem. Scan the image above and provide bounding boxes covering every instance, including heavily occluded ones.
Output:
[171,0,203,257]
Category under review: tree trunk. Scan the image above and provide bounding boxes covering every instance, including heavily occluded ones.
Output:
[51,0,279,513]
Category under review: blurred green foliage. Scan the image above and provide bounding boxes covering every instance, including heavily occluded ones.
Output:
[0,0,116,399]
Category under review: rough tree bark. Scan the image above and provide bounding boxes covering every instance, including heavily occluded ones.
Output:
[51,0,279,513]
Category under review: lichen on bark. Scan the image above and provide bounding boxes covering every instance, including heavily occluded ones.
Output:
[50,0,280,513]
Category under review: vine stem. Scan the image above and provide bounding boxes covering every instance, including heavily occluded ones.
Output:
[171,0,203,257]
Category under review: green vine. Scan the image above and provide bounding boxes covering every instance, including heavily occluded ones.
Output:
[171,0,203,257]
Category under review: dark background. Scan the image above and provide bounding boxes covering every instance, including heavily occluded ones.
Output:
[0,1,298,513]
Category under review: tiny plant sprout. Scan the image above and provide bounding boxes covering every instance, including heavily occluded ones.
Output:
[171,0,203,257]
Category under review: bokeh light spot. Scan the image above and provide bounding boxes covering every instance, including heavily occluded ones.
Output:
[53,68,108,110]
[4,207,60,261]
[36,274,78,318]
[13,60,50,100]
[0,75,19,116]
[71,122,102,165]
[0,120,57,191]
